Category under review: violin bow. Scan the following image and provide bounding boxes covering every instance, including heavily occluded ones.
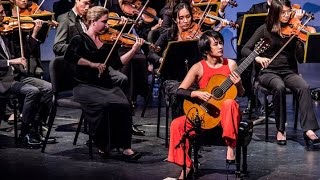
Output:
[127,0,150,34]
[191,0,212,39]
[104,0,108,8]
[15,4,27,72]
[33,0,45,15]
[99,19,129,77]
[261,16,313,71]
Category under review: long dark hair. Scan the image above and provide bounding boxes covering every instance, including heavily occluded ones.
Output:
[266,0,291,34]
[198,30,224,59]
[168,2,193,40]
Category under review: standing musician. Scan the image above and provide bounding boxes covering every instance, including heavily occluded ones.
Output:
[166,30,244,179]
[241,0,319,147]
[64,6,143,161]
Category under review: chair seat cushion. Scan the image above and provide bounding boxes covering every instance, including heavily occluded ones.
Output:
[57,96,81,109]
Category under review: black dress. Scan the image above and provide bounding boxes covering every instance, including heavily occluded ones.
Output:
[64,33,133,150]
[241,24,319,133]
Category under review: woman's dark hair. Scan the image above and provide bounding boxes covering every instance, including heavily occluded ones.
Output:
[168,2,193,40]
[198,30,224,58]
[266,0,291,34]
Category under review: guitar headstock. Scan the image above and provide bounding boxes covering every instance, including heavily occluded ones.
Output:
[254,38,270,54]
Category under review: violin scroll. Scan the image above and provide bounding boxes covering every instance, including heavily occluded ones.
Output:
[291,4,315,20]
[228,0,238,8]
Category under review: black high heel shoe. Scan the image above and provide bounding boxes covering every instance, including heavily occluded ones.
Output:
[303,133,320,148]
[122,152,142,162]
[226,159,236,180]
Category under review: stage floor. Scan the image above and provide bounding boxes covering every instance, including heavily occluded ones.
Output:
[1,63,320,180]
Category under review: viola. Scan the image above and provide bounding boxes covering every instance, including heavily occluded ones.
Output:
[281,17,315,42]
[0,16,58,34]
[99,27,160,51]
[120,0,159,23]
[192,0,238,8]
[180,22,203,40]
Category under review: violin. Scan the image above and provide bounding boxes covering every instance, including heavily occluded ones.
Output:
[281,17,315,42]
[120,0,159,23]
[107,12,135,27]
[192,6,238,28]
[192,6,217,26]
[0,16,58,34]
[99,27,160,51]
[291,4,315,20]
[192,0,238,8]
[180,22,203,40]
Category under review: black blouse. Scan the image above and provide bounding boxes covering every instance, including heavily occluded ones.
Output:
[64,33,123,88]
[241,24,304,74]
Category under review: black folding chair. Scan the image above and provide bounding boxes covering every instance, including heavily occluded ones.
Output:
[41,56,92,158]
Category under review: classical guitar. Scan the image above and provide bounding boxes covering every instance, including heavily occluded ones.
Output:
[183,38,270,129]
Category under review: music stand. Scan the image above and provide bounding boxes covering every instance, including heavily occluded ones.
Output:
[237,13,267,46]
[23,13,55,43]
[157,39,202,81]
[304,33,320,63]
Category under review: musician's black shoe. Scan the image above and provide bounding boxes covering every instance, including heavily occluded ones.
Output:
[37,134,57,144]
[132,124,145,136]
[19,133,41,148]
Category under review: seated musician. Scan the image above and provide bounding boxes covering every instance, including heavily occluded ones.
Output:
[167,30,245,179]
[159,0,230,34]
[10,0,50,16]
[148,3,199,69]
[64,6,143,161]
[0,9,54,146]
[104,0,153,113]
[241,0,319,147]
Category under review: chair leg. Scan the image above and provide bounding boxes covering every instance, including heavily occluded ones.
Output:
[89,134,93,159]
[294,97,299,130]
[141,72,155,117]
[235,143,241,177]
[157,84,162,138]
[41,105,57,153]
[165,98,170,148]
[13,99,18,147]
[73,112,84,145]
[264,95,269,142]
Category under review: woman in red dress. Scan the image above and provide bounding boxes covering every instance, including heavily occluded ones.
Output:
[167,30,245,179]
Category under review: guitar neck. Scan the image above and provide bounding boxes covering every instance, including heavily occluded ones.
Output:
[219,50,259,94]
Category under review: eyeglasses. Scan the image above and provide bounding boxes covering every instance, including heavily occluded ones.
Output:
[281,10,292,16]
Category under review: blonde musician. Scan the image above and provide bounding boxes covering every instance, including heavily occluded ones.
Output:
[166,30,244,179]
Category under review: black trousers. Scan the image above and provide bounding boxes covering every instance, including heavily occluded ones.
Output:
[258,72,319,132]
[119,47,149,101]
[73,84,133,150]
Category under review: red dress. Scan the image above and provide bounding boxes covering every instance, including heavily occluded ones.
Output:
[167,59,241,168]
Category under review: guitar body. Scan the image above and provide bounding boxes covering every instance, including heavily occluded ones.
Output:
[183,74,237,129]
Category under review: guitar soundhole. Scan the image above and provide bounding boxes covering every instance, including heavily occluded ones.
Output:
[212,87,224,99]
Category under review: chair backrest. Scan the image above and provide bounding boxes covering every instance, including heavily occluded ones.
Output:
[49,56,76,94]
